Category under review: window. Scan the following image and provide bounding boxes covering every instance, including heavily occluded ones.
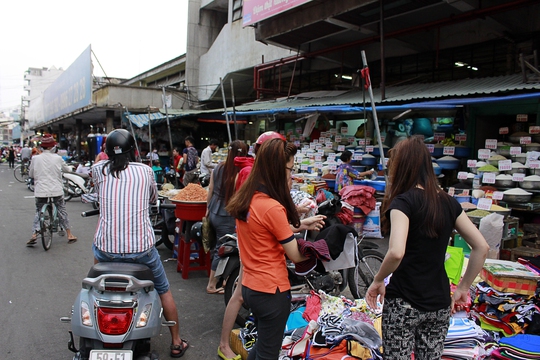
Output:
[232,0,243,22]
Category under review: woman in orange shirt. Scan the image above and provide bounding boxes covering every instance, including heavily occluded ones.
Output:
[226,138,324,360]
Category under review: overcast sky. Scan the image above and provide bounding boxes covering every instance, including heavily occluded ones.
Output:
[0,0,189,113]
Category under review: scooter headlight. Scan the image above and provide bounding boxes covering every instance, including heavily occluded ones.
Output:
[136,304,152,328]
[81,301,92,327]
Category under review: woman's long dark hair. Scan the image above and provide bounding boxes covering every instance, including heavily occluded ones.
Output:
[101,149,136,178]
[381,135,450,238]
[221,140,248,203]
[226,138,300,228]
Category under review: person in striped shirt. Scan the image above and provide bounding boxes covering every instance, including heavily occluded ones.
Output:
[91,129,189,358]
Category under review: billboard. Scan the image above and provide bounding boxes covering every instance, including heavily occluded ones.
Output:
[42,45,92,123]
[243,0,312,27]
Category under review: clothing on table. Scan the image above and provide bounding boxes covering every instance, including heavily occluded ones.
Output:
[91,161,158,254]
[207,163,236,271]
[334,163,361,193]
[384,188,462,311]
[200,145,216,175]
[339,185,376,215]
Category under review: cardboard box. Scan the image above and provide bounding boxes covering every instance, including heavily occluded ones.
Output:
[480,259,539,295]
[230,329,249,360]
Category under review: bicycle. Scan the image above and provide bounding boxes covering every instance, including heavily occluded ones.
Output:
[347,234,385,299]
[38,197,64,251]
[14,161,30,183]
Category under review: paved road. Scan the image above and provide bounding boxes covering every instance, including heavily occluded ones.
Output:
[0,162,388,359]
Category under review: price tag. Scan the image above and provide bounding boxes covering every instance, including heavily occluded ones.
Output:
[434,133,445,141]
[467,159,477,168]
[485,139,498,149]
[330,128,338,135]
[310,143,316,149]
[337,145,345,152]
[520,136,531,145]
[348,137,355,143]
[482,172,496,184]
[329,164,337,171]
[457,171,468,180]
[341,127,348,134]
[328,160,337,166]
[335,136,342,143]
[381,135,386,142]
[300,164,309,171]
[448,187,455,196]
[319,137,326,143]
[307,152,314,159]
[312,139,319,144]
[353,154,363,161]
[443,146,455,155]
[529,160,540,169]
[455,134,467,142]
[358,139,366,146]
[513,173,525,182]
[287,129,293,135]
[366,146,374,153]
[499,127,509,135]
[461,189,470,196]
[477,198,493,210]
[478,149,490,160]
[510,146,522,155]
[493,191,504,200]
[296,127,302,134]
[530,126,540,134]
[315,155,322,162]
[498,159,512,171]
[315,144,322,151]
[317,149,324,155]
[517,114,528,122]
[426,144,435,153]
[314,162,323,169]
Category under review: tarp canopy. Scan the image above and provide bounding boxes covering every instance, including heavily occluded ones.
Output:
[125,112,168,128]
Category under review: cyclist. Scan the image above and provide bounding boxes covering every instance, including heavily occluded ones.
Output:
[91,129,189,357]
[20,143,32,166]
[27,134,77,246]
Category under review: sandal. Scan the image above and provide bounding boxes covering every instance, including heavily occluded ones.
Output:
[170,339,189,358]
[68,237,77,244]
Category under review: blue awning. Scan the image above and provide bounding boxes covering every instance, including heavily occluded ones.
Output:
[125,112,168,128]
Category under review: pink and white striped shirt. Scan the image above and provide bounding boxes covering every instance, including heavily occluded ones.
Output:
[92,161,158,254]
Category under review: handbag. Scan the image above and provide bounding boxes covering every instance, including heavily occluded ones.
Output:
[201,216,216,253]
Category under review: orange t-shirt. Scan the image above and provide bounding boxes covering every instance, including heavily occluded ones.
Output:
[237,192,295,294]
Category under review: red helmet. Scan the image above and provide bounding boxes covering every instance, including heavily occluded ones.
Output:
[256,131,285,145]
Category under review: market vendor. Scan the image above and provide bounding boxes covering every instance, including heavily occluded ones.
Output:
[334,150,375,193]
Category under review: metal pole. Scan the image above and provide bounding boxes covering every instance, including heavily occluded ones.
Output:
[124,106,141,162]
[162,87,178,188]
[220,78,233,144]
[148,107,152,160]
[361,51,387,181]
[230,78,238,140]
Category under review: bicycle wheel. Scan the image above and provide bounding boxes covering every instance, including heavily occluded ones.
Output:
[40,205,54,251]
[348,250,384,298]
[14,165,28,183]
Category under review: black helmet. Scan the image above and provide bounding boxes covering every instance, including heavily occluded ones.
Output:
[190,221,203,242]
[106,129,135,156]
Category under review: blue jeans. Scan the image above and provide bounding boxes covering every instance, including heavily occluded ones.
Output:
[92,245,170,294]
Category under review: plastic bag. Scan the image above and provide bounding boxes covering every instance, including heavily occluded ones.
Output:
[201,216,216,253]
[479,212,504,259]
[363,202,383,239]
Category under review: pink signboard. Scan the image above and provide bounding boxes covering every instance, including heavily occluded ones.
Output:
[243,0,313,27]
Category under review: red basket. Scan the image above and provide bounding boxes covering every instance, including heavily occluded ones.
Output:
[173,201,207,221]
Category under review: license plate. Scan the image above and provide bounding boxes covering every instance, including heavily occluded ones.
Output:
[89,350,133,360]
[214,257,229,278]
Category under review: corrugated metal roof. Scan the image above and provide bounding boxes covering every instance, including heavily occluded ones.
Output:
[125,112,167,127]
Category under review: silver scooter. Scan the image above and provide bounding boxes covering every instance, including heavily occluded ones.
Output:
[60,209,175,360]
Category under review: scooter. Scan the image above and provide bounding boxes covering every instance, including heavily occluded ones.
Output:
[60,209,175,360]
[63,171,98,209]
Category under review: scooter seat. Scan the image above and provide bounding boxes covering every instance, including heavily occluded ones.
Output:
[87,262,155,282]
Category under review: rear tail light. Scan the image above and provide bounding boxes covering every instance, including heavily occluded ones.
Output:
[218,245,234,257]
[81,301,92,327]
[97,307,133,335]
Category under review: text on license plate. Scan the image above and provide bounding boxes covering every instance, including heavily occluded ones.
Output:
[89,350,133,360]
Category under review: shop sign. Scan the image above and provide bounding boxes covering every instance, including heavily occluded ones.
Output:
[516,114,528,122]
[485,139,497,149]
[455,134,467,142]
[443,146,455,156]
[482,172,496,184]
[512,173,525,182]
[529,126,540,134]
[499,127,509,135]
[478,149,490,159]
[467,159,477,168]
[426,144,435,153]
[366,146,374,153]
[493,191,504,200]
[520,136,531,145]
[510,147,522,155]
[477,198,493,210]
[434,133,445,141]
[337,145,345,151]
[457,172,468,180]
[498,160,512,172]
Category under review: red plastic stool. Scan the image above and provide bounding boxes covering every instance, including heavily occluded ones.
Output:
[175,219,211,279]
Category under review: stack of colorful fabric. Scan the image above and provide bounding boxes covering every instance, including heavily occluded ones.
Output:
[442,316,492,359]
[339,185,376,215]
[492,334,540,359]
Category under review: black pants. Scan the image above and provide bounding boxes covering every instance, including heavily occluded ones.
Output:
[243,286,291,360]
[8,159,15,168]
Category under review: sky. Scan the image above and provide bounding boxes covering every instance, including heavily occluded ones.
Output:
[0,0,189,114]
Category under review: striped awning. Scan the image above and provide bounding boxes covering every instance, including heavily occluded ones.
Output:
[125,112,168,128]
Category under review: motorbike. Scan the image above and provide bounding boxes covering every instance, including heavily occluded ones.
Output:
[61,209,175,360]
[63,171,98,209]
[27,177,34,192]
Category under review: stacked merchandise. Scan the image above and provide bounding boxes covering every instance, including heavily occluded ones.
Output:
[492,334,540,359]
[442,316,494,359]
